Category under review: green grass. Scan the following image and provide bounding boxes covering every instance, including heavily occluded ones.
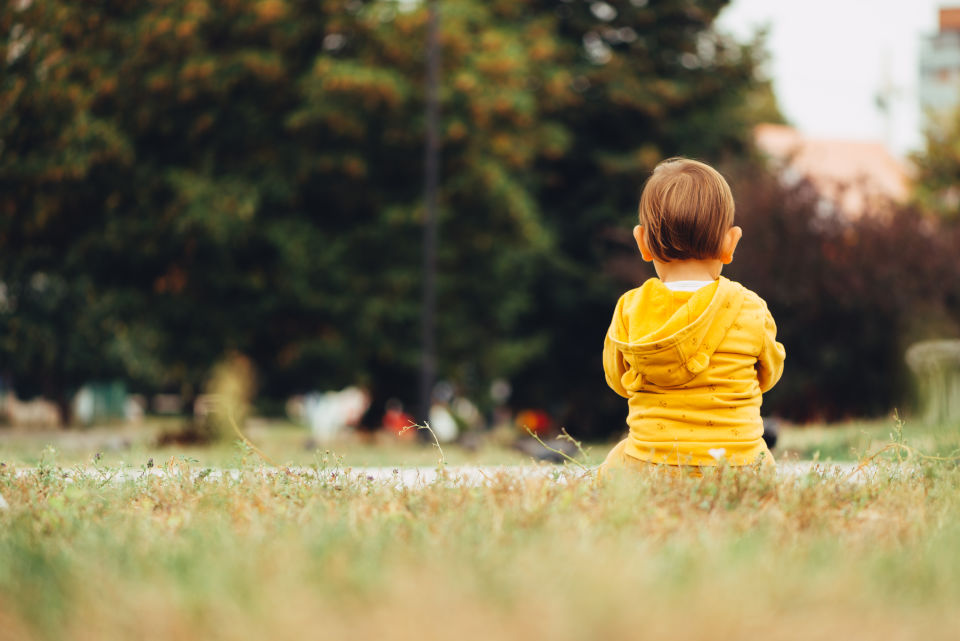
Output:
[1,452,960,641]
[2,416,960,639]
[776,417,960,462]
[0,420,545,468]
[7,415,959,470]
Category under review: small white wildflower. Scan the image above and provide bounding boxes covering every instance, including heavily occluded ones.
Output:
[0,493,8,510]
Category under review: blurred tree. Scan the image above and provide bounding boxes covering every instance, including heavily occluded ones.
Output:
[0,2,146,421]
[0,0,574,423]
[726,164,960,421]
[510,0,775,435]
[737,76,786,127]
[281,1,576,417]
[1,0,786,433]
[911,106,960,220]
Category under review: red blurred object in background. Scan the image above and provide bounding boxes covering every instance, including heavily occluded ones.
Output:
[383,405,416,439]
[515,409,551,436]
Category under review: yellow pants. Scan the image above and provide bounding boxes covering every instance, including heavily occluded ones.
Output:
[598,438,774,479]
[598,439,702,478]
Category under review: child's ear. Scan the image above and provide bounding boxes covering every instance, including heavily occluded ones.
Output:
[633,225,654,262]
[720,225,742,264]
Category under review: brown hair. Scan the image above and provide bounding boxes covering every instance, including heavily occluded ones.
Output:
[637,157,735,262]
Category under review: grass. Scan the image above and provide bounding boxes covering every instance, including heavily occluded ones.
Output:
[1,452,959,641]
[0,420,543,468]
[2,416,960,641]
[3,414,958,468]
[776,416,960,462]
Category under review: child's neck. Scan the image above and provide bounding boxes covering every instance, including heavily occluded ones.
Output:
[652,258,723,283]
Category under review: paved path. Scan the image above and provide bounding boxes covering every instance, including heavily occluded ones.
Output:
[3,460,888,492]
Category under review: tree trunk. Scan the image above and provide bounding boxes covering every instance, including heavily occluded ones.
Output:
[55,389,72,428]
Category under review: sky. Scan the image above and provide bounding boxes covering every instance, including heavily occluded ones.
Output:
[716,0,946,157]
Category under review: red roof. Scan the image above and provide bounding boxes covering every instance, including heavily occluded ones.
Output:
[754,124,910,217]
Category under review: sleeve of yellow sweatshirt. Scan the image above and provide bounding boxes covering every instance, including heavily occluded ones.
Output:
[756,306,786,393]
[603,296,630,398]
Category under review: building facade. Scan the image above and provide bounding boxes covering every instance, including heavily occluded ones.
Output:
[919,7,960,130]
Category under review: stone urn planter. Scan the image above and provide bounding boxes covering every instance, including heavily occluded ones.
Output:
[905,340,960,428]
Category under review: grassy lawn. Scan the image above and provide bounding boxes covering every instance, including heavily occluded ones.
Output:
[776,417,960,462]
[2,417,960,639]
[2,452,959,641]
[0,421,537,469]
[1,413,958,468]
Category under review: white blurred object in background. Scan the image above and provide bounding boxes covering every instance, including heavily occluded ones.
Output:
[428,403,458,443]
[288,387,370,443]
[2,391,60,428]
[452,396,482,430]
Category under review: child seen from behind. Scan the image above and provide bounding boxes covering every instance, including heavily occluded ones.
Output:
[600,157,785,475]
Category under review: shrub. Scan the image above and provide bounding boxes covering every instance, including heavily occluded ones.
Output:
[726,164,960,421]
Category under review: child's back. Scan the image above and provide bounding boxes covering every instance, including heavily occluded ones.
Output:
[601,157,785,473]
[604,276,783,467]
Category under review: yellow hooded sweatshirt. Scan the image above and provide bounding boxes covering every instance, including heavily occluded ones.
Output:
[603,276,785,467]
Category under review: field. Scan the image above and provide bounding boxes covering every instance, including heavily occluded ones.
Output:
[2,415,958,468]
[2,419,960,641]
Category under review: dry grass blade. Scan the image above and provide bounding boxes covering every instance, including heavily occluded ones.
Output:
[221,402,278,467]
[846,410,960,481]
[523,427,592,473]
[398,421,446,467]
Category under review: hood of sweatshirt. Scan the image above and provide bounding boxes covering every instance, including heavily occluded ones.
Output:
[607,276,747,389]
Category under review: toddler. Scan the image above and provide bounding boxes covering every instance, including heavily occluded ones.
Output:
[600,157,785,475]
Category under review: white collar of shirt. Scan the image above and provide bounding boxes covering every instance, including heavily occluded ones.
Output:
[662,279,715,292]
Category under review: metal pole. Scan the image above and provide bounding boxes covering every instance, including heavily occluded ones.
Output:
[419,0,440,425]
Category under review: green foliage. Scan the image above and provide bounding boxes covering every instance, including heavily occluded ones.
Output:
[726,165,960,421]
[1,0,775,430]
[513,0,771,433]
[911,106,960,219]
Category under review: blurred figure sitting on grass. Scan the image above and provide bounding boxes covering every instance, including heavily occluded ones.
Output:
[287,386,370,445]
[601,158,785,477]
[382,399,416,440]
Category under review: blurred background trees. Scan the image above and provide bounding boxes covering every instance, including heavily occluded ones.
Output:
[912,106,960,220]
[510,0,777,433]
[2,0,958,433]
[726,167,960,422]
